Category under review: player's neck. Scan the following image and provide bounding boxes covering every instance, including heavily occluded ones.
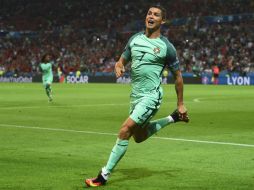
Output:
[145,28,161,39]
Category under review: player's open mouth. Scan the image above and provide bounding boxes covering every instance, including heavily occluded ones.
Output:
[148,20,155,26]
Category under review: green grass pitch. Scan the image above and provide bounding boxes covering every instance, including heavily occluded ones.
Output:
[0,83,254,190]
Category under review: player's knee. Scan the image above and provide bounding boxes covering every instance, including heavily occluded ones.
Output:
[119,124,133,140]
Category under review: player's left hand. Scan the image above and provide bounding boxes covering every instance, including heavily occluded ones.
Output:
[177,104,189,122]
[178,104,187,113]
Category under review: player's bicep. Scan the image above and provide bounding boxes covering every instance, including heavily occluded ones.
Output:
[121,44,131,63]
[168,57,180,73]
[166,45,180,73]
[122,34,137,63]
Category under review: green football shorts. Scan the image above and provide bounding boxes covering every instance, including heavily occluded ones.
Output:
[129,94,162,127]
[42,78,53,88]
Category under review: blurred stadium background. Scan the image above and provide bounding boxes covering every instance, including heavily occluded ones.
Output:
[0,0,253,85]
[0,1,254,190]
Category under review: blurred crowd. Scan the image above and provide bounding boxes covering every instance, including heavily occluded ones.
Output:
[1,0,253,31]
[0,0,253,77]
[171,21,254,76]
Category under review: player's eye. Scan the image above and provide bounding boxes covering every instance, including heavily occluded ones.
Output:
[147,11,152,15]
[154,13,161,17]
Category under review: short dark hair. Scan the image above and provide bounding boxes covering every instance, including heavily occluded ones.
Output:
[41,53,51,63]
[149,5,166,20]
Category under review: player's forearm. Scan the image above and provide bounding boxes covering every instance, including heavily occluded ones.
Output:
[119,56,128,66]
[174,71,184,106]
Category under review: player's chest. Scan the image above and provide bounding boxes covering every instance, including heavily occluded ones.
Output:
[130,39,166,63]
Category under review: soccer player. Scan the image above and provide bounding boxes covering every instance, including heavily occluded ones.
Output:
[85,5,189,187]
[40,53,54,102]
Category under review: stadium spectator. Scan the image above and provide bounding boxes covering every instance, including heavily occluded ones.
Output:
[212,64,220,84]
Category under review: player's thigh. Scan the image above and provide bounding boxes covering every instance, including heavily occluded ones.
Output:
[43,79,52,88]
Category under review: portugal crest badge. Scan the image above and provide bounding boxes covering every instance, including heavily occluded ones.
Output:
[153,47,160,54]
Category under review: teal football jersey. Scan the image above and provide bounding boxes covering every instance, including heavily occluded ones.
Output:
[122,32,180,96]
[40,62,53,82]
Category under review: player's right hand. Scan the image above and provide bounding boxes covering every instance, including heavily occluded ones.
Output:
[115,62,125,78]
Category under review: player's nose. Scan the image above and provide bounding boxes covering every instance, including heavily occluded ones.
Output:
[148,14,154,19]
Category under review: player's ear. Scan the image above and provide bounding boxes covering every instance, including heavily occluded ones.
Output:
[161,20,166,25]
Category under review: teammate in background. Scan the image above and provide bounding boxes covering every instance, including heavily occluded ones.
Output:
[40,53,54,102]
[85,5,189,187]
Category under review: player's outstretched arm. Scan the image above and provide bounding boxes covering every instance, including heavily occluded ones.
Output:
[172,70,188,113]
[172,70,189,122]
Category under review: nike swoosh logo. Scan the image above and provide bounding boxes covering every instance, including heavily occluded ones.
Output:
[133,43,147,48]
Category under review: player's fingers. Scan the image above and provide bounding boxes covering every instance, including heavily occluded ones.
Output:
[115,68,123,78]
[183,112,190,122]
[179,113,184,120]
[179,111,188,119]
[114,66,119,75]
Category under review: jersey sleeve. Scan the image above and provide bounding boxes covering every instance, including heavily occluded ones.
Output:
[163,38,180,72]
[121,32,140,62]
[40,63,50,71]
[121,42,131,62]
[168,53,180,72]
